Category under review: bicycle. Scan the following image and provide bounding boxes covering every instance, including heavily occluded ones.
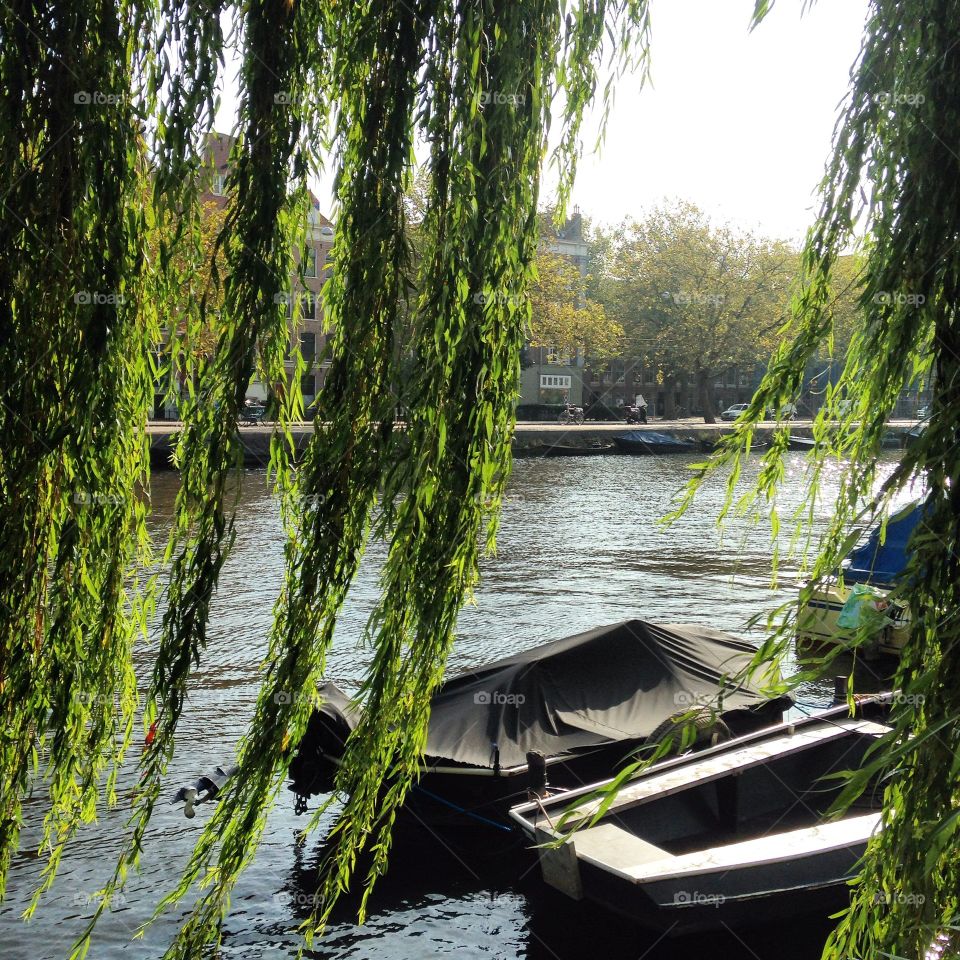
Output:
[558,403,585,425]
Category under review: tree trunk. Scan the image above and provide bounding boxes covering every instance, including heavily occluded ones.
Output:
[697,368,716,424]
[663,375,676,419]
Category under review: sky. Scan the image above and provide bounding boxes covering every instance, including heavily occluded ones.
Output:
[214,0,870,244]
[560,0,870,242]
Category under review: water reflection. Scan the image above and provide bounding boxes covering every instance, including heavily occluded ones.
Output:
[1,452,903,959]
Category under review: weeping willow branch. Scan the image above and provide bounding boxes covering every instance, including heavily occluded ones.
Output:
[673,3,960,956]
[139,0,652,955]
[0,0,154,911]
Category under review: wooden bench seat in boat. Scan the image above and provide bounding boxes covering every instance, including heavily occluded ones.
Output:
[570,811,882,883]
[571,823,675,872]
[563,719,889,825]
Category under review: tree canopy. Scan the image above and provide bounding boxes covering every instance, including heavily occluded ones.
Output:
[528,249,623,362]
[599,201,799,420]
[0,2,957,960]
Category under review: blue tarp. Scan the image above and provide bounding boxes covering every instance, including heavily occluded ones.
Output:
[618,431,694,447]
[843,502,922,586]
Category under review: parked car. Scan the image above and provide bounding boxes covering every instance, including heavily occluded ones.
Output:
[720,403,750,421]
[917,404,931,420]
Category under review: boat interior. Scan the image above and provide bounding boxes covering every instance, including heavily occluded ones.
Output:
[552,720,887,862]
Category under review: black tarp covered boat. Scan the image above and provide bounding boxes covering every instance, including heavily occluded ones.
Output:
[612,431,698,455]
[288,620,789,826]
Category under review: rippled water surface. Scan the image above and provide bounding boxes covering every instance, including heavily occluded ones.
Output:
[2,452,905,960]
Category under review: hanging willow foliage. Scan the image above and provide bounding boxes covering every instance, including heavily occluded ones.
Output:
[4,0,958,957]
[674,2,960,957]
[2,0,651,956]
[0,0,154,914]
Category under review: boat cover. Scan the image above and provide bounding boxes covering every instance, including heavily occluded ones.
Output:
[319,620,780,770]
[843,501,922,587]
[618,431,695,448]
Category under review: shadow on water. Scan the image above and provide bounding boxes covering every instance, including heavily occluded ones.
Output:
[273,824,841,960]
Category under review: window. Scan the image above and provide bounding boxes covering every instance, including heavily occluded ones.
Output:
[300,373,316,399]
[540,374,572,389]
[300,332,316,360]
[211,172,227,196]
[300,293,316,320]
[304,247,317,278]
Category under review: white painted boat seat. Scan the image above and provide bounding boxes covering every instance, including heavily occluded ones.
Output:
[564,719,890,824]
[626,811,883,882]
[572,823,674,872]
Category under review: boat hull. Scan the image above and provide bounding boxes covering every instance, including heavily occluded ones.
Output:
[796,582,909,657]
[299,696,789,830]
[569,853,861,934]
[538,443,615,457]
[612,437,697,455]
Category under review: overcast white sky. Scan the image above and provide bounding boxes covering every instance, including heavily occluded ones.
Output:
[214,0,869,244]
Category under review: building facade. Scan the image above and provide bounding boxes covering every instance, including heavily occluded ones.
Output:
[150,132,334,419]
[519,209,588,411]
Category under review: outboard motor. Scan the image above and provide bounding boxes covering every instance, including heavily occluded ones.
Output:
[172,764,239,818]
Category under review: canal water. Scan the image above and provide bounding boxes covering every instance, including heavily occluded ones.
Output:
[2,451,906,960]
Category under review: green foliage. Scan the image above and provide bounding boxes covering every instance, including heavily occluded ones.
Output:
[3,2,958,960]
[1,0,652,957]
[672,3,959,956]
[528,250,623,360]
[600,201,799,421]
[0,0,155,919]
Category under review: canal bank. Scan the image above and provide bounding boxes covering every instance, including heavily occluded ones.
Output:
[148,420,916,468]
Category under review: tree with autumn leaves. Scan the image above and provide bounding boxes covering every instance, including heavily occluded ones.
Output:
[527,248,622,363]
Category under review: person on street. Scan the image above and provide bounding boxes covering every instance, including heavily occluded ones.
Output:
[635,393,648,423]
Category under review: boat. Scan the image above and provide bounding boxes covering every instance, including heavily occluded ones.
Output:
[285,620,790,826]
[537,441,615,457]
[509,698,892,934]
[612,431,698,455]
[796,501,919,657]
[787,435,816,451]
